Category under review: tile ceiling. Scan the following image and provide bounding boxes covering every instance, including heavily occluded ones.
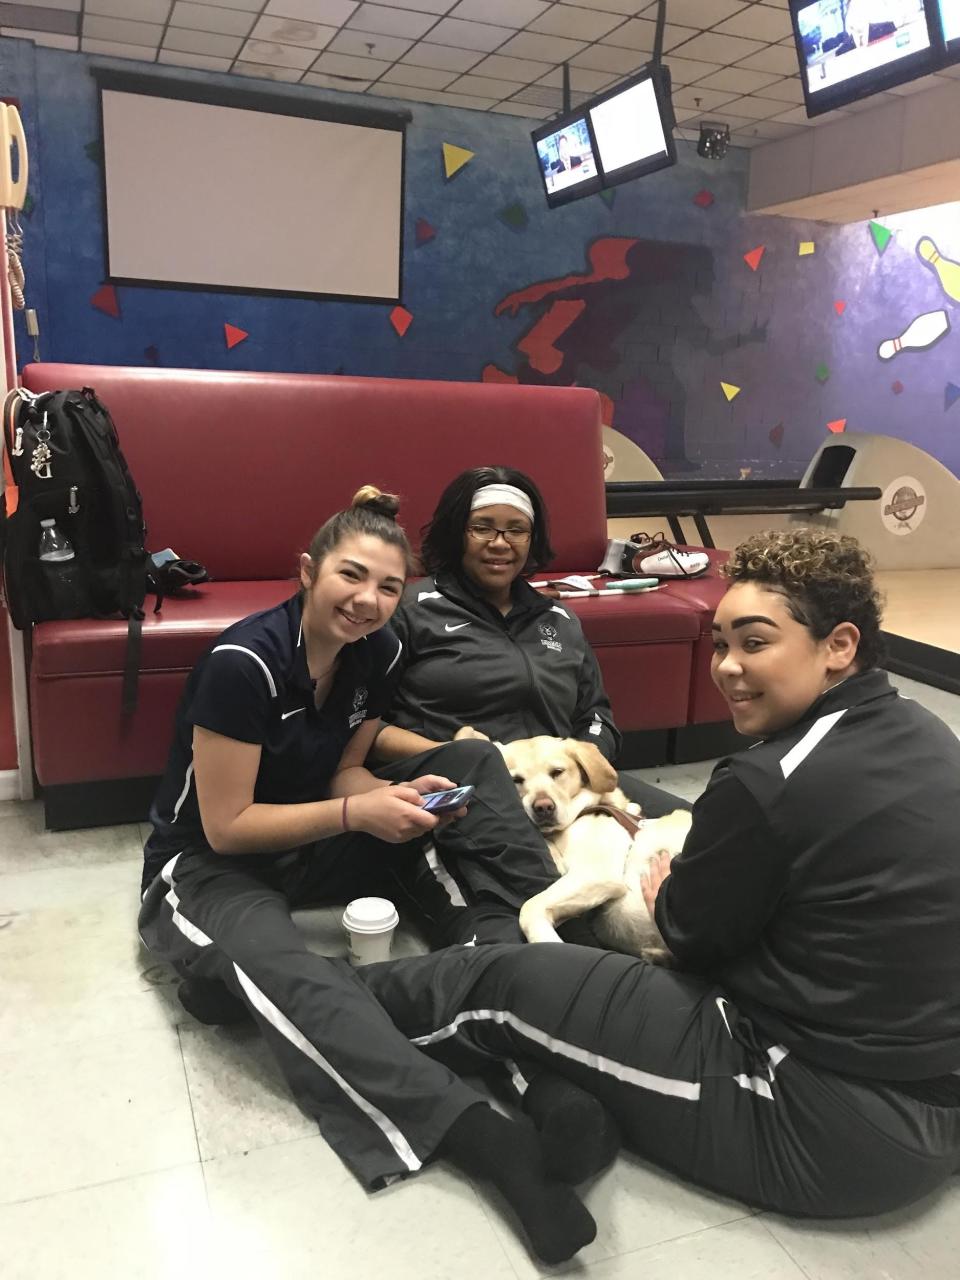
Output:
[3,0,957,150]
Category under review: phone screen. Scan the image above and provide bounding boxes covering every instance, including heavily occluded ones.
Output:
[420,785,475,813]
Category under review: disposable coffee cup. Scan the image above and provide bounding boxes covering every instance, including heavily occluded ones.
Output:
[342,896,400,966]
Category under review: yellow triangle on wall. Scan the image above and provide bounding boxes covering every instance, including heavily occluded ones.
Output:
[443,142,474,179]
[720,381,741,402]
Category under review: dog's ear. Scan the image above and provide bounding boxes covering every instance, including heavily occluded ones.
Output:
[565,740,618,794]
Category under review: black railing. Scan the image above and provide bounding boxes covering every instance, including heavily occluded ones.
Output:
[605,480,882,547]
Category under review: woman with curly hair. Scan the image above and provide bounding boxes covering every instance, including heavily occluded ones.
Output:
[351,528,960,1224]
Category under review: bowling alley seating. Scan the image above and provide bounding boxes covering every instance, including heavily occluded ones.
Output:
[20,362,729,827]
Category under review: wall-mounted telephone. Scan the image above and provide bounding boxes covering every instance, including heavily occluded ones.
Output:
[0,104,28,211]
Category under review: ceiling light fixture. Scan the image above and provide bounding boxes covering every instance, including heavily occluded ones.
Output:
[697,121,731,159]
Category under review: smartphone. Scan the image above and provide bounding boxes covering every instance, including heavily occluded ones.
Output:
[420,785,475,814]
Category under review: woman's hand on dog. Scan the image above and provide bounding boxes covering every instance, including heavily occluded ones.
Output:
[641,850,673,918]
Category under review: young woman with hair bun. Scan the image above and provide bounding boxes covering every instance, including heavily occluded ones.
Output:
[138,487,599,1265]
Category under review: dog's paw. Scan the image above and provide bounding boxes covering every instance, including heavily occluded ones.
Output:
[519,909,565,945]
[454,725,491,741]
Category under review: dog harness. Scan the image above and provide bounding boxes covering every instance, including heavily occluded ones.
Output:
[576,803,644,838]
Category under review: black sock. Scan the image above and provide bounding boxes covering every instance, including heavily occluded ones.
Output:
[438,1103,596,1265]
[523,1072,621,1184]
[177,976,252,1026]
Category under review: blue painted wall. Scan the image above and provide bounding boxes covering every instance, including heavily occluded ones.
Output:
[3,36,959,480]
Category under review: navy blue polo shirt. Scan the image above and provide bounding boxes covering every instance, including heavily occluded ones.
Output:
[142,593,403,891]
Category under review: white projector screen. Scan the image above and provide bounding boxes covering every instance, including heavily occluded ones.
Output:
[100,84,405,301]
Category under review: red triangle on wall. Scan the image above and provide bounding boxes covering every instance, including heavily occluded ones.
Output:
[415,217,436,246]
[90,283,120,318]
[224,323,248,349]
[390,306,413,337]
[743,246,765,272]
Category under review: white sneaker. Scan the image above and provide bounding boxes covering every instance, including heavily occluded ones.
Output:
[637,547,710,578]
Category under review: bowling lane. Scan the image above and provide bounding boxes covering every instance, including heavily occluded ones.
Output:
[876,568,960,657]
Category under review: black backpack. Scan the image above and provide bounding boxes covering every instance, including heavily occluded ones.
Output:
[1,386,150,710]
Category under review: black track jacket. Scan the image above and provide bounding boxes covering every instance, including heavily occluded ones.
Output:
[383,570,620,761]
[656,669,960,1081]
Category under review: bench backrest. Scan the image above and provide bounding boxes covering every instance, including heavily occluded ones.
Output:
[21,365,605,580]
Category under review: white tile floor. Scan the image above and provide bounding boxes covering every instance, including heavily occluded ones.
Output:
[1,672,957,1279]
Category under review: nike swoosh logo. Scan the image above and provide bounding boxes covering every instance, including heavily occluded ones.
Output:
[444,623,470,632]
[715,996,733,1038]
[281,707,306,720]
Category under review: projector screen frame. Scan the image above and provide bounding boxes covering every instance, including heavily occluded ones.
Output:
[788,0,940,118]
[92,68,411,304]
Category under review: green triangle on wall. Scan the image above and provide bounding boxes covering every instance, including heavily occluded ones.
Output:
[498,201,528,230]
[869,221,892,254]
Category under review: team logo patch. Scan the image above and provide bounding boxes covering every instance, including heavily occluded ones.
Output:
[538,622,562,653]
[349,685,369,728]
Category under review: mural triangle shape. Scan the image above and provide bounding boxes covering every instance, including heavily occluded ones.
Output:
[443,142,474,179]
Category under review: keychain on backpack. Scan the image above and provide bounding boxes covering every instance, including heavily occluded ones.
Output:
[29,411,52,480]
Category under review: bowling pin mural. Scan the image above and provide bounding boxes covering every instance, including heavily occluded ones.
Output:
[917,238,960,303]
[877,309,950,361]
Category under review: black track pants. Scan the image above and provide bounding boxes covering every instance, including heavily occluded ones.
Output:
[357,943,960,1218]
[137,738,560,1185]
[138,843,484,1190]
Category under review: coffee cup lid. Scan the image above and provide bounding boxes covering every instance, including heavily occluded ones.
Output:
[342,896,399,935]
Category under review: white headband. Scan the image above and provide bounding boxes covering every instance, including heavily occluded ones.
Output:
[470,483,535,523]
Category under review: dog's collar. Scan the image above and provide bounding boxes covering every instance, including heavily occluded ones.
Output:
[576,803,644,838]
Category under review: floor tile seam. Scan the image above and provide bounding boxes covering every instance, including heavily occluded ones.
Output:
[755,1215,817,1279]
[451,1173,538,1278]
[558,1209,768,1270]
[195,1123,328,1167]
[0,1007,185,1066]
[0,852,143,878]
[0,1155,204,1210]
[177,1021,206,1169]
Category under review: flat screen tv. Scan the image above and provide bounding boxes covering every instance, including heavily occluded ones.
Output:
[531,64,675,209]
[588,65,676,189]
[790,0,938,116]
[532,114,601,208]
[934,0,960,58]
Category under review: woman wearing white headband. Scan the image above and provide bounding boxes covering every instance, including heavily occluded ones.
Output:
[376,465,688,945]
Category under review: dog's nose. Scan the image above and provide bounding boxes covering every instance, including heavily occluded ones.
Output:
[532,796,556,822]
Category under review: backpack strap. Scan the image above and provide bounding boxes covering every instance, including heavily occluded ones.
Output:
[121,613,143,718]
[2,387,26,517]
[69,388,148,615]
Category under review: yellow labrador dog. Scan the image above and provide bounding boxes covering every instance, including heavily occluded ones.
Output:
[456,729,691,958]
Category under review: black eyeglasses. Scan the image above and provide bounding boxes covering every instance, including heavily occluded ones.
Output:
[466,523,533,547]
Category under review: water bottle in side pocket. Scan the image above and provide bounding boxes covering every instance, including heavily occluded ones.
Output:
[38,519,88,618]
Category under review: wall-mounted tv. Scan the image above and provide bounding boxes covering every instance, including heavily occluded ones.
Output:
[531,64,675,209]
[588,65,676,190]
[532,113,601,208]
[934,0,960,59]
[790,0,939,116]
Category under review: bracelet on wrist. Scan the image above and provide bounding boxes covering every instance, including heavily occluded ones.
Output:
[342,795,350,832]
